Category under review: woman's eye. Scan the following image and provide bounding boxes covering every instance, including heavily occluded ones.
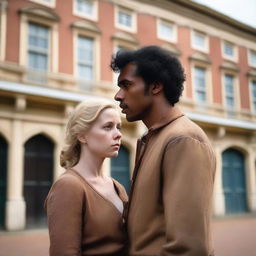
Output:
[104,125,112,130]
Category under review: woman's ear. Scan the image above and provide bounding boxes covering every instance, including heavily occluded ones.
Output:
[77,133,87,144]
[151,82,163,95]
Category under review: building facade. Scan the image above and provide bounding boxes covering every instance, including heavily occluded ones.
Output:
[0,0,255,231]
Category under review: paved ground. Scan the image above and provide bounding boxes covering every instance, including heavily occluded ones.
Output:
[0,216,256,256]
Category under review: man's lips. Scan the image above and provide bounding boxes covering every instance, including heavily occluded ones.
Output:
[119,104,128,113]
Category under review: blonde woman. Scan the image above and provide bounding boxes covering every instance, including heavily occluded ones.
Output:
[45,100,128,256]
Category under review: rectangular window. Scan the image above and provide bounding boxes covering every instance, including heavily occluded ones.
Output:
[157,20,176,42]
[118,9,132,28]
[116,6,136,32]
[251,80,256,112]
[192,31,208,52]
[77,36,94,81]
[224,74,235,109]
[28,23,49,71]
[194,67,207,102]
[223,41,237,61]
[249,50,256,67]
[76,0,93,16]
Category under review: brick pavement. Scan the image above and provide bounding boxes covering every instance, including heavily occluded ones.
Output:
[0,217,256,256]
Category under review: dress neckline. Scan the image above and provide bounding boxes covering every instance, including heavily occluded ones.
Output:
[69,168,124,215]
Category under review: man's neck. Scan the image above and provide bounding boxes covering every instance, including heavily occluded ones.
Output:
[143,104,181,130]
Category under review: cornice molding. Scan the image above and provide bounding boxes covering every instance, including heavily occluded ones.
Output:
[71,20,101,34]
[189,52,211,64]
[111,31,139,45]
[220,60,240,72]
[19,5,60,22]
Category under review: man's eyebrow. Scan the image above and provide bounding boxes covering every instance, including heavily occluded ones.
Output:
[117,79,131,87]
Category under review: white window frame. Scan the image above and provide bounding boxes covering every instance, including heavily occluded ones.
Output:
[193,66,207,103]
[248,49,256,68]
[115,5,137,33]
[221,71,240,112]
[157,18,177,43]
[27,22,50,72]
[73,28,100,90]
[73,0,98,21]
[28,0,56,8]
[249,79,256,113]
[191,61,212,105]
[222,40,238,62]
[0,1,7,61]
[191,30,209,53]
[76,35,94,82]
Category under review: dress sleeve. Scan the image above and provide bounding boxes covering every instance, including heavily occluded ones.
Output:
[161,136,216,256]
[45,175,85,256]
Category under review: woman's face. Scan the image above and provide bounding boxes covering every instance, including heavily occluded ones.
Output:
[80,108,122,158]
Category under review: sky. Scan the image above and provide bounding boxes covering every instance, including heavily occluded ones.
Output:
[192,0,256,28]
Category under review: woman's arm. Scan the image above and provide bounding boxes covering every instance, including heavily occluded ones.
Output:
[45,175,85,256]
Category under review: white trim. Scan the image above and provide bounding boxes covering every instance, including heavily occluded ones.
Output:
[191,30,209,53]
[115,5,137,33]
[186,112,256,130]
[248,49,256,68]
[157,18,177,43]
[28,0,56,8]
[0,81,107,102]
[73,0,98,21]
[249,79,256,113]
[222,40,238,62]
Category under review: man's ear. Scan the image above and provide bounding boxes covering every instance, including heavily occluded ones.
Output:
[77,134,87,144]
[151,82,163,95]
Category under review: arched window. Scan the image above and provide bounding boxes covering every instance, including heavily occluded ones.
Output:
[222,148,248,214]
[0,136,8,229]
[24,134,54,228]
[111,145,130,193]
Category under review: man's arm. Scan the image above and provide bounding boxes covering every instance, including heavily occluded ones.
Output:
[161,136,215,256]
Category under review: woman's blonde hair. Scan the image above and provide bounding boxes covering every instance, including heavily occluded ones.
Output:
[60,99,118,169]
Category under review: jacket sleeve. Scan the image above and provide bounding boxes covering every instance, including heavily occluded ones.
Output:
[45,175,85,256]
[161,136,216,256]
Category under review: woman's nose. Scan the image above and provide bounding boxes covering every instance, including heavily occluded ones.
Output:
[114,128,122,139]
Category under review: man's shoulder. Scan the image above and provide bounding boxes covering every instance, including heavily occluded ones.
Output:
[160,115,209,144]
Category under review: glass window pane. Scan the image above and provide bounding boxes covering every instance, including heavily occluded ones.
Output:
[224,74,235,108]
[159,22,173,39]
[28,23,49,71]
[194,67,206,102]
[224,42,234,57]
[77,36,94,80]
[250,51,256,66]
[194,32,205,48]
[118,11,132,27]
[76,0,93,15]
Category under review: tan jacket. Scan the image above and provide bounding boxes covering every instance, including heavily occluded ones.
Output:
[45,169,128,256]
[125,111,216,256]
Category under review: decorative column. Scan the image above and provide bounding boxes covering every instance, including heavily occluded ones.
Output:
[5,119,25,230]
[6,96,26,230]
[212,127,226,216]
[247,133,256,212]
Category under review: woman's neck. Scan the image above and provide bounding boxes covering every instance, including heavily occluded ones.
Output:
[72,146,105,179]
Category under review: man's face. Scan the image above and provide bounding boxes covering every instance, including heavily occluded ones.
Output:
[114,63,153,122]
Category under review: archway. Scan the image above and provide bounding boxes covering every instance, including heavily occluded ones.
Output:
[24,134,54,228]
[222,148,248,214]
[0,136,8,229]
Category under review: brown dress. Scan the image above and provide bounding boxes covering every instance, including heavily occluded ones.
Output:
[45,169,128,256]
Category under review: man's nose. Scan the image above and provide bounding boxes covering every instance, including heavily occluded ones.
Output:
[114,89,123,102]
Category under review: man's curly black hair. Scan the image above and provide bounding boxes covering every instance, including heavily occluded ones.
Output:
[110,45,185,106]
